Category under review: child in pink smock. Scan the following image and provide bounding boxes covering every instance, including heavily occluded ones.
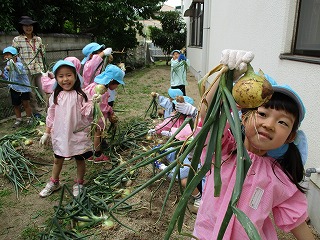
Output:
[81,42,112,88]
[39,60,97,198]
[153,96,194,139]
[176,50,314,239]
[84,64,125,163]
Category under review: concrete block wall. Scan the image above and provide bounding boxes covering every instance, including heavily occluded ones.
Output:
[0,32,91,52]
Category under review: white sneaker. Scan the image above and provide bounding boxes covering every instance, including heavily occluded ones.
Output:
[73,183,84,197]
[39,181,61,197]
[193,197,201,208]
[12,119,22,128]
[190,197,201,214]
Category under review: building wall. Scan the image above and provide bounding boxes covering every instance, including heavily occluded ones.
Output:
[184,0,320,231]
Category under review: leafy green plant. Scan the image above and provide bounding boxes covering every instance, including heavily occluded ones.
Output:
[1,0,166,51]
[149,11,187,64]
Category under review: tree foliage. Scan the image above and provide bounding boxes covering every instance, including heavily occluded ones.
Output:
[149,11,186,58]
[1,0,166,50]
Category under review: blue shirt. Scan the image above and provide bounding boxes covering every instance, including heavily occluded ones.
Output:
[4,61,31,93]
[158,95,173,118]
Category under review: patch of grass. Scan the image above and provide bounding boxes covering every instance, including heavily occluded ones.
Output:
[31,210,45,220]
[21,226,40,240]
[0,188,12,213]
[0,188,11,197]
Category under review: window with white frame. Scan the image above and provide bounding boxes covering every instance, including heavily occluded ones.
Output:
[189,1,204,47]
[294,0,320,57]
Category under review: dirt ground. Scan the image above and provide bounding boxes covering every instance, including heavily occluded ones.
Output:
[0,63,319,240]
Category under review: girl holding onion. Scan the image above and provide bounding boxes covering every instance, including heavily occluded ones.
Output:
[84,64,125,163]
[39,60,97,197]
[176,50,314,239]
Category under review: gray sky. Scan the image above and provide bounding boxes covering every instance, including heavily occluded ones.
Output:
[165,0,181,7]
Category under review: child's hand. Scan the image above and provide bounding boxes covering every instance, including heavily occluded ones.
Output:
[178,54,186,61]
[109,114,118,123]
[39,133,50,145]
[161,130,172,137]
[151,92,159,98]
[148,129,156,135]
[41,71,48,77]
[220,49,254,75]
[103,48,112,56]
[92,94,102,103]
[41,71,54,78]
[48,72,54,79]
[176,102,197,116]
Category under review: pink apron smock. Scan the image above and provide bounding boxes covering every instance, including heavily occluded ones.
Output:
[193,125,308,240]
[82,55,103,88]
[46,91,93,157]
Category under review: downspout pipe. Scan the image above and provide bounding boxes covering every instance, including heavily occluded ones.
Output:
[305,168,320,178]
[302,168,320,189]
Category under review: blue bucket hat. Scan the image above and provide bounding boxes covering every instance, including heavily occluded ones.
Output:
[272,84,305,124]
[171,49,181,55]
[3,47,18,55]
[264,74,305,124]
[262,74,307,163]
[52,60,76,75]
[168,88,183,99]
[173,96,194,105]
[81,42,105,65]
[94,64,125,85]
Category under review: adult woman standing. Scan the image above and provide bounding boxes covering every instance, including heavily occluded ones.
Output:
[12,16,45,117]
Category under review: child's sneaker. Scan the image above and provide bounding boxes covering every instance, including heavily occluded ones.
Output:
[26,118,33,126]
[87,155,94,162]
[39,181,61,197]
[154,160,167,170]
[193,197,201,208]
[190,194,201,214]
[12,119,22,128]
[73,183,84,197]
[33,113,43,119]
[93,154,110,164]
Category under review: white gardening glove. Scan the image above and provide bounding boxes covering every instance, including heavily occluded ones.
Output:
[39,133,50,145]
[161,130,172,137]
[41,71,48,77]
[175,102,197,115]
[220,49,254,73]
[148,129,156,135]
[48,72,55,79]
[103,48,112,56]
[92,93,102,103]
[151,92,159,98]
